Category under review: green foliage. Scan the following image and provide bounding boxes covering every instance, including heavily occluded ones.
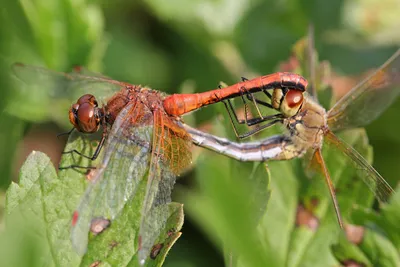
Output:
[3,132,184,266]
[1,0,400,266]
[176,37,400,267]
[0,0,106,188]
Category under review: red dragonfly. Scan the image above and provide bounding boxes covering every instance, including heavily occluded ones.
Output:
[11,63,307,263]
[12,63,192,264]
[182,47,400,228]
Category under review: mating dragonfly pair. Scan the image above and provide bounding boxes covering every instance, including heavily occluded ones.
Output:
[12,47,400,264]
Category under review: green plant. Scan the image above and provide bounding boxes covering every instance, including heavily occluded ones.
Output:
[1,0,400,266]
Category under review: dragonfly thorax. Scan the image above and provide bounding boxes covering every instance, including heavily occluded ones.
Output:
[284,96,327,152]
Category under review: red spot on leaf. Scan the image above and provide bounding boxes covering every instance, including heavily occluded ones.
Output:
[73,66,83,73]
[138,236,142,250]
[72,211,79,226]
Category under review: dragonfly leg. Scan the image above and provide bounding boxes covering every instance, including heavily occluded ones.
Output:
[236,119,283,139]
[59,132,107,170]
[217,84,250,125]
[313,149,344,229]
[56,127,74,139]
[217,81,282,139]
[223,87,282,126]
[244,113,283,126]
[244,89,273,109]
[239,85,265,120]
[58,164,96,171]
[247,94,273,109]
[263,90,272,99]
[222,98,283,139]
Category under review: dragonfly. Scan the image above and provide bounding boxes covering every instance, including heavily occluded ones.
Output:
[11,63,307,263]
[182,47,400,228]
[12,63,193,264]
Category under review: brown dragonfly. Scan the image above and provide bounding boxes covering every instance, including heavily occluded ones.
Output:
[182,47,400,228]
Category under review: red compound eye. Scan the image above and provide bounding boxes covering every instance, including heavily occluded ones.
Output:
[69,94,100,133]
[285,89,304,108]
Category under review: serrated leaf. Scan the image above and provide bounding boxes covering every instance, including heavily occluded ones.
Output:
[5,151,81,267]
[5,128,184,266]
[60,128,185,266]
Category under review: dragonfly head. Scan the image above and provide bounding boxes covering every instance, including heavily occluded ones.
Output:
[69,94,101,133]
[271,88,304,117]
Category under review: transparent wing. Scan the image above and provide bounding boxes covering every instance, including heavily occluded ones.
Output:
[138,109,192,264]
[327,49,400,131]
[11,63,126,104]
[307,24,318,100]
[71,91,192,261]
[9,64,128,124]
[324,130,394,203]
[71,100,153,254]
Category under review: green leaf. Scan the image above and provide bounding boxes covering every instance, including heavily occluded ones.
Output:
[180,112,276,267]
[5,151,81,267]
[181,35,400,267]
[331,234,372,267]
[378,186,400,248]
[4,131,184,266]
[258,161,299,266]
[81,201,184,267]
[360,229,400,267]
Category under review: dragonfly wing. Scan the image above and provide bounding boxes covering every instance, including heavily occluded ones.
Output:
[11,63,127,102]
[10,63,127,123]
[138,109,191,264]
[324,131,394,203]
[71,100,153,254]
[70,66,113,79]
[307,24,318,100]
[327,49,400,131]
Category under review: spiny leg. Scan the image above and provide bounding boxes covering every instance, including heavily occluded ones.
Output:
[218,79,282,139]
[241,77,264,120]
[235,119,283,139]
[313,149,344,229]
[59,132,107,170]
[221,98,283,139]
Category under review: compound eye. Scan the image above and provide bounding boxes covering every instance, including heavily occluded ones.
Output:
[280,89,304,117]
[68,95,100,133]
[75,103,99,133]
[285,89,303,108]
[69,104,80,129]
[71,103,79,113]
[77,94,98,107]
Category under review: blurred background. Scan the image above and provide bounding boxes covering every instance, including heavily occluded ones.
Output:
[0,0,399,266]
